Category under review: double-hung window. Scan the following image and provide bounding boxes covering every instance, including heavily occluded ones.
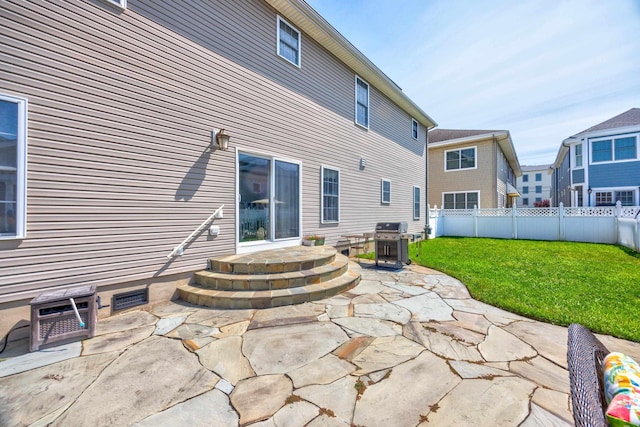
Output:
[413,186,420,220]
[575,144,583,167]
[535,185,542,194]
[443,192,478,209]
[522,174,529,182]
[445,147,476,170]
[381,179,391,204]
[0,94,27,239]
[535,173,542,181]
[321,167,339,223]
[411,119,418,140]
[355,76,369,128]
[277,16,301,67]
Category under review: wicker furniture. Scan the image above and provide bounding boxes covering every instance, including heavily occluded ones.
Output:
[567,323,610,427]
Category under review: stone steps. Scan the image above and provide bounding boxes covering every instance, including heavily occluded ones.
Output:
[178,262,361,309]
[178,246,362,309]
[193,256,349,291]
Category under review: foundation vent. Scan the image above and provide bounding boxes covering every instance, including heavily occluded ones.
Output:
[113,289,148,311]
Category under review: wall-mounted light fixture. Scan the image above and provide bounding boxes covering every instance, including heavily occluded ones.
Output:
[588,187,592,195]
[212,128,230,151]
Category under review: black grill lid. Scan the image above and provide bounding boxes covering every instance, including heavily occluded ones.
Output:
[375,222,408,232]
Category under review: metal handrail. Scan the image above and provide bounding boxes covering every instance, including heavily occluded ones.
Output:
[167,205,224,258]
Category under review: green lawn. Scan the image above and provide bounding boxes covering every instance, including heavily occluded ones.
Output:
[408,237,640,342]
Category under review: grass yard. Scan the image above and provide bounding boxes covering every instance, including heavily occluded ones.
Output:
[409,237,640,342]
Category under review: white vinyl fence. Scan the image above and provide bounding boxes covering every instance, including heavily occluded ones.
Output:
[427,202,640,252]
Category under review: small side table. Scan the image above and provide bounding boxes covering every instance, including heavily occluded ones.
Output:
[29,285,97,352]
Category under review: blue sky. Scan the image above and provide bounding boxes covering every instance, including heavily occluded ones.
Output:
[305,0,640,166]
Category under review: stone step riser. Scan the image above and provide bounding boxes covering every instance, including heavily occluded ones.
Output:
[178,265,361,310]
[193,261,349,291]
[210,251,336,275]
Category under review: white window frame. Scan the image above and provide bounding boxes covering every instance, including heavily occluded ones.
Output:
[0,93,27,240]
[355,76,370,129]
[411,119,419,140]
[444,146,477,171]
[102,0,127,9]
[381,179,391,204]
[277,16,301,68]
[321,166,340,224]
[413,186,421,220]
[574,143,583,168]
[590,134,638,164]
[442,191,480,209]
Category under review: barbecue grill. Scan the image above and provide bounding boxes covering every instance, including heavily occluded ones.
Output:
[374,222,412,268]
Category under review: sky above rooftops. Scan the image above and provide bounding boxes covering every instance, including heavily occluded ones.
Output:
[305,0,640,166]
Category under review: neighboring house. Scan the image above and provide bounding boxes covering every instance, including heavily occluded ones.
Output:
[517,165,553,207]
[552,108,640,207]
[427,129,522,209]
[0,0,436,332]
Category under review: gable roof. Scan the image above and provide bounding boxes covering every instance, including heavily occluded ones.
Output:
[427,128,522,176]
[265,0,437,130]
[427,129,503,144]
[572,108,640,138]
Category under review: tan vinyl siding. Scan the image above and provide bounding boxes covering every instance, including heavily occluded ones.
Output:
[428,139,497,208]
[0,0,427,303]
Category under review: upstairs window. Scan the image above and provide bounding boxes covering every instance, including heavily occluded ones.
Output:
[445,147,476,170]
[523,174,529,182]
[411,119,418,140]
[102,0,126,8]
[321,167,339,223]
[592,136,637,163]
[535,185,542,194]
[0,94,27,239]
[277,16,301,67]
[535,173,542,181]
[523,186,529,194]
[355,76,369,128]
[381,179,391,204]
[575,144,583,167]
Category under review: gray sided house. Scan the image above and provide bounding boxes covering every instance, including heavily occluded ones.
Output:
[0,0,436,334]
[552,108,640,207]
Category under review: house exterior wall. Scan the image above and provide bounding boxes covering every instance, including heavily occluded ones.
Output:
[0,0,431,318]
[559,124,640,207]
[428,138,497,209]
[552,151,572,207]
[516,165,552,207]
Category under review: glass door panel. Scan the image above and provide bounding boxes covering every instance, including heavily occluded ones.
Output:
[239,153,270,243]
[274,160,299,239]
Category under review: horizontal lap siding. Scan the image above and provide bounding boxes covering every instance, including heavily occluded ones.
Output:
[0,0,427,301]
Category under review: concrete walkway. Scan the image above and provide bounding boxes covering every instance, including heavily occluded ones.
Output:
[2,262,640,426]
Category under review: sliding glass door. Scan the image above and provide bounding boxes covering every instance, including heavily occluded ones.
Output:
[238,153,300,244]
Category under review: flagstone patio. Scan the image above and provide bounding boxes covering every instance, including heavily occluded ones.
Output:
[2,261,640,426]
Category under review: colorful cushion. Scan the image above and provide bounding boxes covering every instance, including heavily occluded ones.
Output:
[606,393,640,427]
[603,352,640,403]
[603,352,640,426]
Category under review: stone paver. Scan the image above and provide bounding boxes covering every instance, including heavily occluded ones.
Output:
[133,389,239,427]
[242,322,348,375]
[196,336,255,385]
[231,374,292,425]
[50,336,218,427]
[3,260,640,427]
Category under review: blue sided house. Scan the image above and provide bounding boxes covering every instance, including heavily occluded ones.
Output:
[553,108,640,207]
